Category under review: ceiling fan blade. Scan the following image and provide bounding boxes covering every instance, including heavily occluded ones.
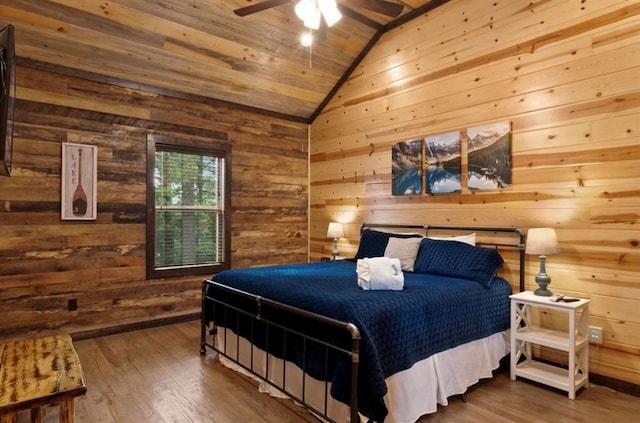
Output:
[234,0,292,17]
[337,5,382,30]
[343,0,404,18]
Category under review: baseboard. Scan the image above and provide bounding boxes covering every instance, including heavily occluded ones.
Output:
[590,373,640,398]
[70,313,200,341]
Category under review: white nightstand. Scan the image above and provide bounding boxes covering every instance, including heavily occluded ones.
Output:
[510,291,590,399]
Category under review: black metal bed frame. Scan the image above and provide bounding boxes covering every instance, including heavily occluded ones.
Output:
[200,280,361,423]
[200,224,525,422]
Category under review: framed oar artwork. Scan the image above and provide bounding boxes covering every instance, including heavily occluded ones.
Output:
[61,142,97,220]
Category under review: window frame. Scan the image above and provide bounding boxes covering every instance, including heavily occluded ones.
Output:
[146,134,231,279]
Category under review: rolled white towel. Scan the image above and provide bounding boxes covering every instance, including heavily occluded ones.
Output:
[357,257,404,290]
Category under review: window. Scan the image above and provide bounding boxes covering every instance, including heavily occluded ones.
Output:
[146,134,230,279]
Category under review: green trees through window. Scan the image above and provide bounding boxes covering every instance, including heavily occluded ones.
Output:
[146,134,230,279]
[154,150,222,267]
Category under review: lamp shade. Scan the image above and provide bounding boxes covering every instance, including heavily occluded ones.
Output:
[295,0,315,21]
[525,228,560,255]
[327,222,344,239]
[318,0,342,27]
[296,0,341,29]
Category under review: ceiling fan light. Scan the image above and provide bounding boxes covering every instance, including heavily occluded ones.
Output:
[317,0,341,27]
[303,7,322,30]
[300,32,313,47]
[295,0,315,21]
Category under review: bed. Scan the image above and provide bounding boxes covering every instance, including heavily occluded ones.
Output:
[200,224,525,423]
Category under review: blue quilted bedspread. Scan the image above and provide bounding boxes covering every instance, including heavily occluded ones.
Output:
[205,260,511,421]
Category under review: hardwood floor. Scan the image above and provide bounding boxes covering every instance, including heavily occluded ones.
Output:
[17,320,640,422]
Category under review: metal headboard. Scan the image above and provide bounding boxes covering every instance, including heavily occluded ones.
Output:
[360,223,526,292]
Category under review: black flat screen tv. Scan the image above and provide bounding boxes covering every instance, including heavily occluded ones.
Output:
[0,24,16,177]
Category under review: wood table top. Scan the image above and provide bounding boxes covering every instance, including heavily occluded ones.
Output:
[0,334,87,413]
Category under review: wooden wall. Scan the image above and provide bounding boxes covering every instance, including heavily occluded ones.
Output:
[0,65,308,341]
[310,0,640,386]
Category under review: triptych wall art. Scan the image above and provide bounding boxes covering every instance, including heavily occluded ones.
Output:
[392,121,512,196]
[425,131,461,195]
[391,138,422,195]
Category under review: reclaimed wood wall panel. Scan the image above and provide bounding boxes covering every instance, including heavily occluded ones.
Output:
[0,0,432,120]
[0,65,308,341]
[310,0,640,385]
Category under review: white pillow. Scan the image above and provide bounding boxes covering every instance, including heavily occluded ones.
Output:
[427,233,476,246]
[384,237,422,272]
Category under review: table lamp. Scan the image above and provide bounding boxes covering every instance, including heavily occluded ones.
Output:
[525,228,560,296]
[326,222,344,260]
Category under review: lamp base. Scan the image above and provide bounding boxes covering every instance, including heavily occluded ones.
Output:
[533,255,552,296]
[533,286,553,297]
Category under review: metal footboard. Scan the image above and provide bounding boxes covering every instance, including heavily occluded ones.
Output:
[200,279,361,423]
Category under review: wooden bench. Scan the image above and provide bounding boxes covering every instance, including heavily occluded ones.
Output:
[0,334,87,423]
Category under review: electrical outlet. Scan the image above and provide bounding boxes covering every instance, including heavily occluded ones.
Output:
[589,326,603,345]
[68,298,78,311]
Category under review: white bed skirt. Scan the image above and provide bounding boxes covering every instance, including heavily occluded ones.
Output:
[214,329,510,423]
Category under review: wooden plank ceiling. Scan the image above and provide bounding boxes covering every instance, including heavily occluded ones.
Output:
[2,0,445,122]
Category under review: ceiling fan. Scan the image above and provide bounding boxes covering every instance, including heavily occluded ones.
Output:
[234,0,405,29]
